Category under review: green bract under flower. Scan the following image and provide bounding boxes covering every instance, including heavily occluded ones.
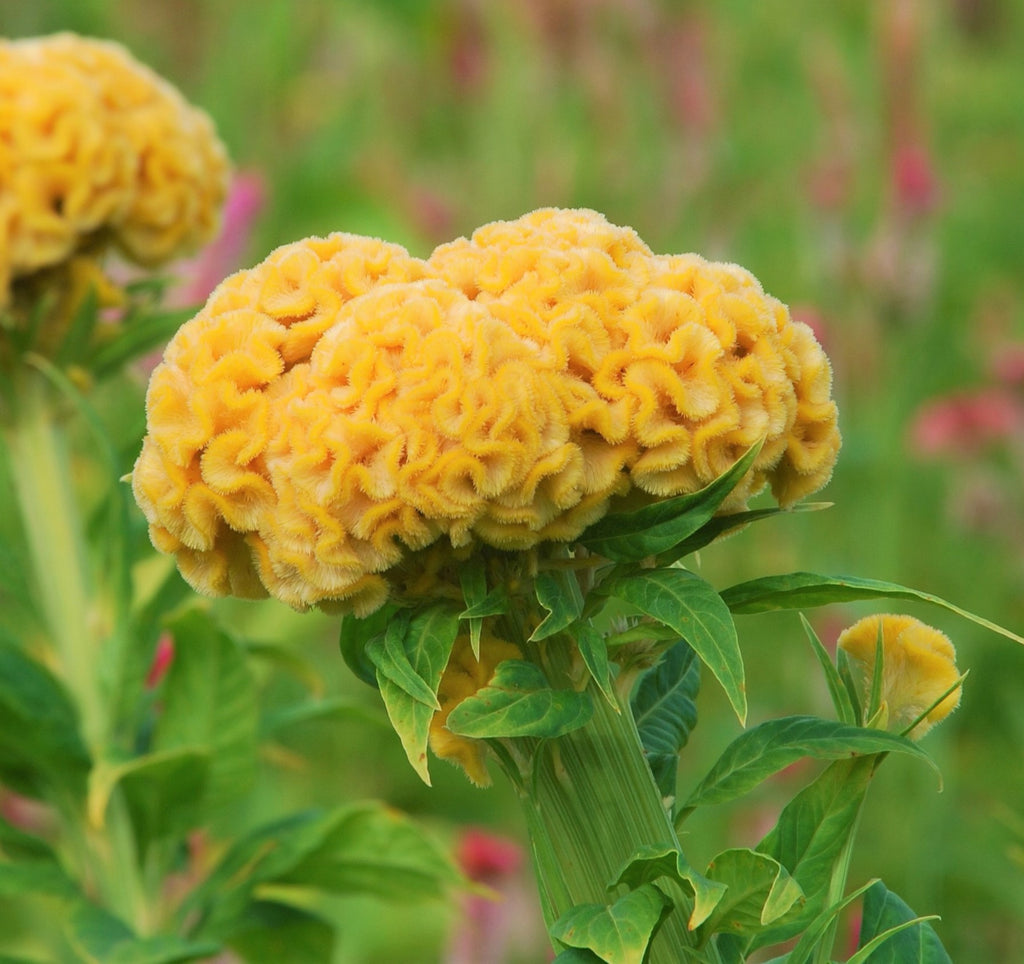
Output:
[132,209,841,614]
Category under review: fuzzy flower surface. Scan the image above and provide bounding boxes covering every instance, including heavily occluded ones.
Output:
[133,209,840,613]
[0,33,229,303]
[838,614,962,738]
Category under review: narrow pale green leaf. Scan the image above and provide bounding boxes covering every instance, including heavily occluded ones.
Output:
[721,572,1024,645]
[600,567,746,723]
[785,878,880,964]
[837,648,864,726]
[458,585,510,619]
[681,717,936,813]
[366,612,441,709]
[0,646,91,802]
[88,748,210,854]
[155,609,258,815]
[630,641,700,800]
[374,603,460,784]
[446,660,593,739]
[695,849,803,945]
[580,441,763,561]
[459,566,488,658]
[854,880,952,963]
[551,884,672,964]
[574,622,617,709]
[800,614,857,725]
[752,757,875,950]
[612,844,727,930]
[532,569,584,641]
[91,307,195,379]
[656,504,831,567]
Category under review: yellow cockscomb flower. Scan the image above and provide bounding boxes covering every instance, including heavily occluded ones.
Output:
[430,634,524,786]
[838,614,962,739]
[133,210,840,614]
[430,208,840,510]
[0,33,229,302]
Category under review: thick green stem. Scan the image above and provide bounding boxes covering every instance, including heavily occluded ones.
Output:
[3,370,103,749]
[500,636,698,962]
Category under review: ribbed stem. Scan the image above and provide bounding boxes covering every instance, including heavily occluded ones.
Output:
[499,634,698,961]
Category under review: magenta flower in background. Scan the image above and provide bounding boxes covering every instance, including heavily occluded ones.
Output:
[909,388,1023,459]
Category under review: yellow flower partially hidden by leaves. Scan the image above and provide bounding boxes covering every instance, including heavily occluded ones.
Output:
[0,33,229,304]
[838,614,963,739]
[430,634,523,786]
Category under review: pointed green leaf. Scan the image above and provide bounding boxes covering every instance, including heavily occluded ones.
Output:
[721,572,1024,645]
[785,878,880,964]
[800,614,857,725]
[551,883,672,964]
[459,566,488,658]
[88,748,210,854]
[630,641,700,800]
[0,859,78,900]
[339,606,390,688]
[366,612,441,709]
[0,646,91,802]
[155,609,258,815]
[600,567,746,723]
[375,603,460,784]
[446,660,593,739]
[552,950,604,963]
[224,902,335,964]
[853,880,952,963]
[91,306,195,380]
[655,504,831,567]
[580,441,763,561]
[613,843,727,930]
[695,849,803,945]
[752,757,875,950]
[574,622,617,708]
[458,585,510,619]
[532,568,584,641]
[680,716,936,813]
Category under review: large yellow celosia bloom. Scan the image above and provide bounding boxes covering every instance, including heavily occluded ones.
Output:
[838,614,962,738]
[133,209,841,613]
[0,33,229,303]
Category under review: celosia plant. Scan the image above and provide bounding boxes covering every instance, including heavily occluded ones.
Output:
[130,207,1024,962]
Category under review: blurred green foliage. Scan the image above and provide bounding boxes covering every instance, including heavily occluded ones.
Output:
[4,0,1024,960]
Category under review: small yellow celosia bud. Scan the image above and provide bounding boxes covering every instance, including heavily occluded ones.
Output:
[838,614,962,739]
[429,634,523,786]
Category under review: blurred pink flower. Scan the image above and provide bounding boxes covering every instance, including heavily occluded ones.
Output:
[891,142,940,217]
[145,632,176,689]
[169,171,266,308]
[909,388,1023,458]
[990,344,1024,386]
[446,827,545,964]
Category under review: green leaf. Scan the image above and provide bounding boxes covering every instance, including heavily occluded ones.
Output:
[0,811,56,862]
[65,901,221,964]
[580,440,763,561]
[459,566,488,658]
[630,641,700,801]
[532,568,584,641]
[680,716,936,814]
[784,878,880,964]
[695,849,803,945]
[655,504,831,567]
[366,612,441,709]
[552,950,604,963]
[445,660,593,739]
[613,844,727,930]
[374,603,460,784]
[0,859,78,900]
[752,757,875,950]
[225,902,335,964]
[339,606,390,688]
[721,572,1024,645]
[154,609,258,815]
[800,614,857,725]
[574,622,617,708]
[91,306,195,380]
[54,285,100,368]
[458,585,510,619]
[269,802,462,901]
[0,646,91,802]
[87,748,210,854]
[853,880,952,963]
[551,883,672,964]
[600,567,746,724]
[262,697,388,737]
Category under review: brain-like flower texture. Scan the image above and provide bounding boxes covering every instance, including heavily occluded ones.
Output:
[838,614,962,738]
[0,33,229,303]
[132,209,841,614]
